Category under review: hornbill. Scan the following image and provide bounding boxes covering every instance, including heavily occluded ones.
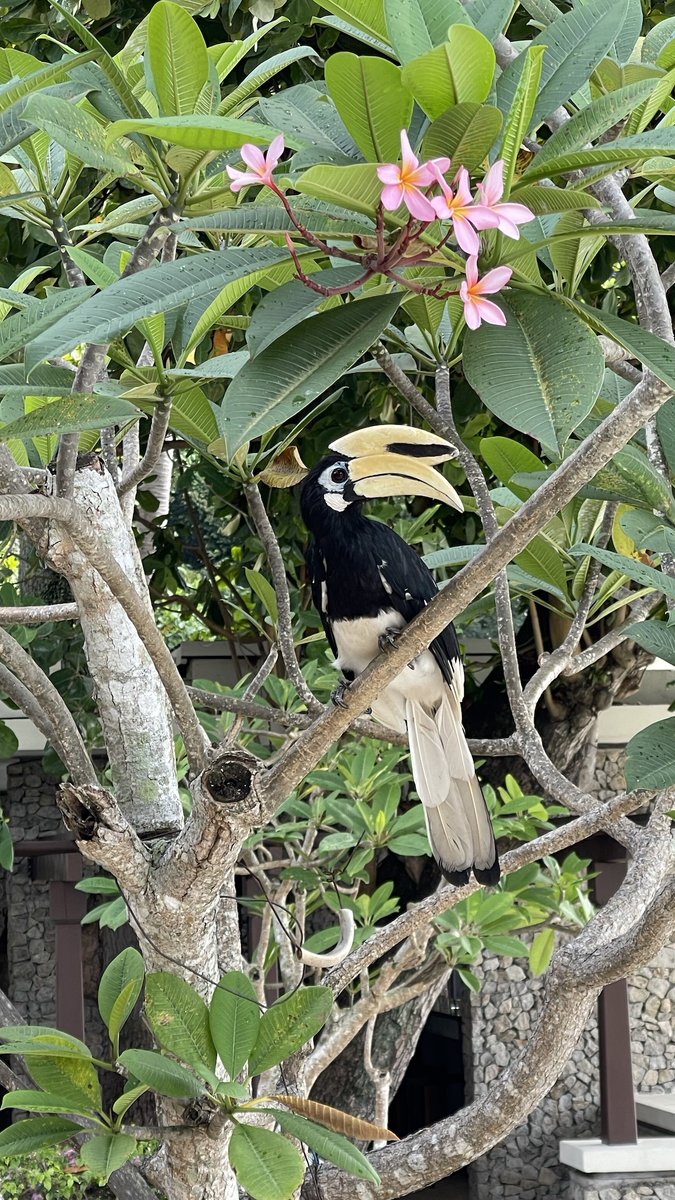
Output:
[300,424,499,887]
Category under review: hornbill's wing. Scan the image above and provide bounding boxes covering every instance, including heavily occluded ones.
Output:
[371,524,463,697]
[306,539,338,659]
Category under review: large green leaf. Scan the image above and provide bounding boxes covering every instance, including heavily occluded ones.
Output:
[146,1,209,117]
[247,267,362,358]
[2,1090,95,1116]
[384,0,470,63]
[622,620,675,666]
[229,1125,304,1200]
[626,717,675,789]
[463,291,604,454]
[480,436,544,500]
[117,1049,205,1099]
[422,103,502,172]
[0,397,140,442]
[23,95,138,175]
[27,1055,102,1111]
[98,947,144,1032]
[145,972,217,1073]
[510,185,601,216]
[219,47,320,117]
[0,288,94,365]
[497,45,545,197]
[294,163,383,217]
[209,970,260,1080]
[461,0,513,42]
[209,20,288,84]
[259,1108,380,1183]
[315,0,389,43]
[401,25,495,119]
[0,51,96,114]
[181,201,373,239]
[515,534,568,600]
[558,297,675,393]
[259,84,359,162]
[325,54,412,163]
[217,294,400,459]
[248,987,333,1076]
[571,544,675,603]
[80,1134,137,1183]
[529,928,555,976]
[497,0,630,130]
[0,1117,80,1157]
[48,1,145,121]
[107,115,285,153]
[26,248,291,372]
[521,128,675,184]
[534,80,660,167]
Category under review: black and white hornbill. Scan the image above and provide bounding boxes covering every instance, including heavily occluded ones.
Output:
[300,424,499,887]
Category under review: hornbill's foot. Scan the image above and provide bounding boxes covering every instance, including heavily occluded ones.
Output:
[378,626,402,652]
[331,681,350,708]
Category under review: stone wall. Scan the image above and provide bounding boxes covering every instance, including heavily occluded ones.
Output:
[465,751,675,1200]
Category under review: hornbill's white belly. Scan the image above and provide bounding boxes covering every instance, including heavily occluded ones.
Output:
[332,608,444,735]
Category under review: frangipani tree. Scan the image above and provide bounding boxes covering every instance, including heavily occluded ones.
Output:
[1,0,675,1197]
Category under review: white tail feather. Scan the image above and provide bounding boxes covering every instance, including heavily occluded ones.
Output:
[405,696,497,880]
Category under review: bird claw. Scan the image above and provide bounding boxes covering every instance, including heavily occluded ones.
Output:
[331,682,349,708]
[378,627,401,652]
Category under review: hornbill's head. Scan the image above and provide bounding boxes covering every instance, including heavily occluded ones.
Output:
[299,425,463,532]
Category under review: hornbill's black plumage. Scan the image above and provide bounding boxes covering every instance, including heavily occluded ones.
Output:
[300,425,499,887]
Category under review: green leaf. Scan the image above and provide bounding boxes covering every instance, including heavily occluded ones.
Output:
[422,103,502,172]
[146,1,209,117]
[99,949,144,1028]
[0,1027,90,1053]
[643,16,675,65]
[219,47,320,117]
[626,717,675,789]
[479,436,544,499]
[79,1134,137,1182]
[26,248,291,373]
[0,288,95,365]
[209,970,260,1081]
[481,935,529,957]
[25,1055,101,1111]
[117,1049,205,1099]
[0,819,13,870]
[315,0,389,44]
[515,534,568,600]
[325,54,412,163]
[182,202,373,240]
[529,928,555,976]
[384,0,470,63]
[571,544,675,603]
[623,620,675,666]
[497,0,630,130]
[497,45,545,197]
[521,128,675,184]
[0,397,140,443]
[218,294,400,460]
[534,80,659,168]
[0,1117,80,1157]
[247,268,362,358]
[0,719,19,759]
[229,1125,304,1200]
[245,569,279,627]
[510,185,601,216]
[23,95,137,176]
[558,297,675,394]
[259,1108,380,1184]
[2,1090,97,1116]
[112,1083,150,1118]
[47,1,145,121]
[259,83,358,163]
[209,20,288,83]
[401,26,495,120]
[0,50,96,114]
[463,291,604,455]
[145,972,216,1072]
[107,116,284,154]
[461,0,513,42]
[456,966,481,992]
[248,987,333,1076]
[295,163,382,218]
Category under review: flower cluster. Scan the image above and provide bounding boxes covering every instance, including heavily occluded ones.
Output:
[227,128,535,329]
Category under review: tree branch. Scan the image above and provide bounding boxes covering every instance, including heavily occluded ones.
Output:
[0,627,96,785]
[245,482,322,713]
[0,602,78,625]
[0,493,209,775]
[119,400,172,496]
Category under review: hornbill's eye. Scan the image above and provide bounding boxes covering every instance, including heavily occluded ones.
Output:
[330,467,348,484]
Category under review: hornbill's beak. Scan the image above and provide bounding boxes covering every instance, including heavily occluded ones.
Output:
[329,425,463,512]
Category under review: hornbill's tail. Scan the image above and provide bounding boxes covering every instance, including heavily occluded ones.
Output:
[404,696,500,887]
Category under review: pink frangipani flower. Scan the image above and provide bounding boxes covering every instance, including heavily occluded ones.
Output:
[476,160,534,239]
[227,134,285,192]
[430,166,498,256]
[377,129,450,222]
[460,256,512,330]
